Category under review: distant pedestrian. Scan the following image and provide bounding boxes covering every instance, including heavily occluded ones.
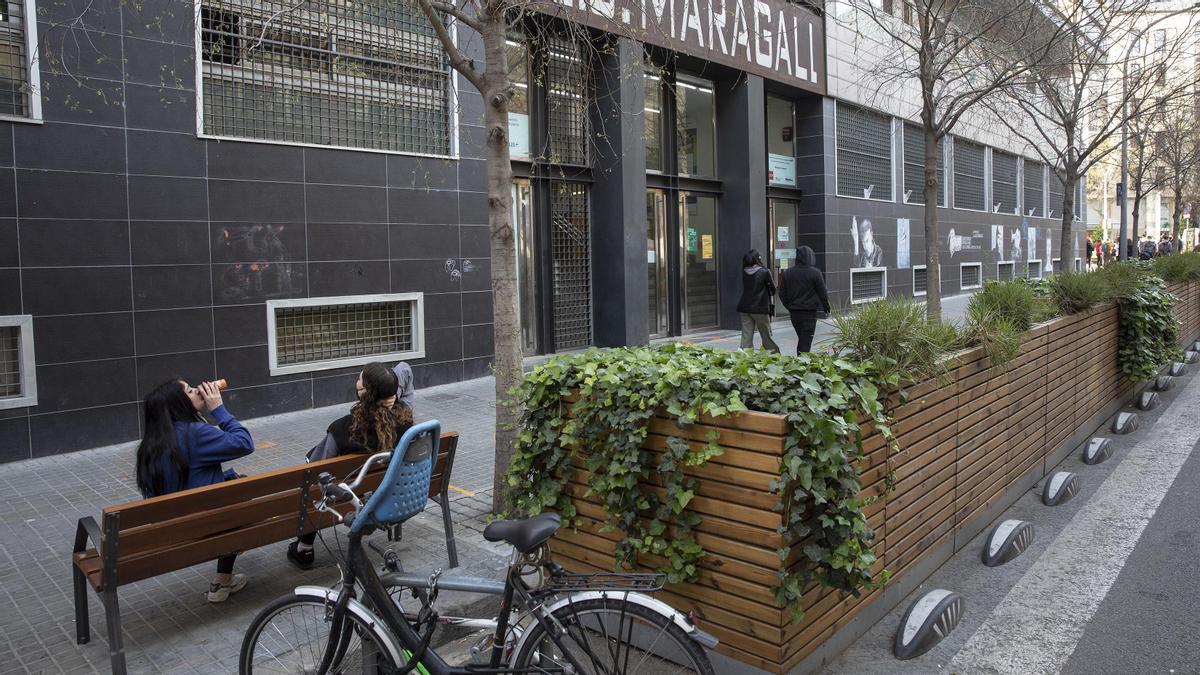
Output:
[779,245,831,354]
[737,250,780,353]
[1085,237,1093,269]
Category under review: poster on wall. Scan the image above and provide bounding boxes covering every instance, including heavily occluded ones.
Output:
[509,113,530,160]
[1028,226,1038,261]
[768,153,797,187]
[850,216,885,268]
[897,218,911,269]
[701,235,714,260]
[1045,235,1052,272]
[687,227,698,253]
[947,228,983,260]
[992,225,1005,261]
[1011,225,1023,265]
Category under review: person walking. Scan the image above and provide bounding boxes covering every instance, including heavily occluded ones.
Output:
[779,245,831,354]
[1085,236,1093,269]
[736,250,780,353]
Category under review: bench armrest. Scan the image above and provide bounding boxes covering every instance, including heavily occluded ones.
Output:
[74,516,102,554]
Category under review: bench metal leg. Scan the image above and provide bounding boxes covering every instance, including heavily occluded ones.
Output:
[102,587,127,675]
[387,523,403,542]
[73,565,90,644]
[440,495,459,569]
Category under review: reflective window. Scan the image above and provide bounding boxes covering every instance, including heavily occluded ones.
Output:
[767,96,796,187]
[507,40,530,160]
[675,76,716,177]
[645,69,663,172]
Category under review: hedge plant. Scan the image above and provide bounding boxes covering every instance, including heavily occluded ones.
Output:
[1116,274,1181,380]
[503,343,897,622]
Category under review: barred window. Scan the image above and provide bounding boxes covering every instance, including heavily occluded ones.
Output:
[545,37,589,166]
[961,262,982,290]
[199,0,451,155]
[0,315,36,410]
[267,294,424,375]
[993,151,1018,214]
[1052,258,1062,274]
[903,123,943,206]
[1047,172,1065,219]
[997,261,1014,281]
[1024,160,1044,217]
[837,104,892,201]
[551,182,592,349]
[1027,259,1042,279]
[953,139,986,211]
[912,265,927,296]
[850,268,887,303]
[0,0,37,119]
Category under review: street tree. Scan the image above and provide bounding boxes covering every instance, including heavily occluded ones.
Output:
[849,0,1066,321]
[1156,97,1200,242]
[1125,93,1171,245]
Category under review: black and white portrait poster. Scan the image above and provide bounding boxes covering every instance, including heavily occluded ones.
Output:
[850,216,885,268]
[1028,226,1038,262]
[991,225,1005,261]
[1045,235,1052,271]
[1011,224,1024,265]
[897,218,911,269]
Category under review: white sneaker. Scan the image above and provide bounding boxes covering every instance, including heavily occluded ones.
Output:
[206,573,249,603]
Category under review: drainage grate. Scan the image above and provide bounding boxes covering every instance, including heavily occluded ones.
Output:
[912,266,927,296]
[274,298,415,367]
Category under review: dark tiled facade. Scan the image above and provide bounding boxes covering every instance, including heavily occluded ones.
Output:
[0,0,491,460]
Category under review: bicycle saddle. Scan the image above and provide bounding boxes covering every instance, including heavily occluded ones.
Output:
[483,512,562,553]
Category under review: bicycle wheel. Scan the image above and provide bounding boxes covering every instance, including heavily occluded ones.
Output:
[240,593,399,674]
[511,597,715,675]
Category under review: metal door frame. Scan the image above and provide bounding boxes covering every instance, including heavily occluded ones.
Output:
[512,179,538,354]
[769,198,800,320]
[679,191,719,332]
[647,188,670,338]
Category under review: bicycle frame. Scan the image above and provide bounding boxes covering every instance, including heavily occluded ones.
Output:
[322,526,596,675]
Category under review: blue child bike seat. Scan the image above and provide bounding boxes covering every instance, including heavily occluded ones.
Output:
[351,420,440,534]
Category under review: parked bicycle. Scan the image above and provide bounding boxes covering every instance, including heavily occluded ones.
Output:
[239,420,718,674]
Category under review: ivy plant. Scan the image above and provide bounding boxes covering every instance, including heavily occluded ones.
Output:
[503,343,897,622]
[1117,274,1181,381]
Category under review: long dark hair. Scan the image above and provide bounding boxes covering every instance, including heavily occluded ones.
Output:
[350,362,412,452]
[135,379,201,497]
[742,250,762,267]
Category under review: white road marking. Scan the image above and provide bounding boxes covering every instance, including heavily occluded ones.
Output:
[948,377,1200,674]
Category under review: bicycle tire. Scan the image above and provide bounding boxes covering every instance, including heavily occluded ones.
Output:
[239,593,400,674]
[510,597,715,675]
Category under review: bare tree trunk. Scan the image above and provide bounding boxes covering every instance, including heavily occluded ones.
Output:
[477,15,522,514]
[1172,186,1184,244]
[1059,168,1076,271]
[1132,192,1143,246]
[923,126,941,322]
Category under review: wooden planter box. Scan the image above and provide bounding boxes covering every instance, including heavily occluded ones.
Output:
[553,281,1200,674]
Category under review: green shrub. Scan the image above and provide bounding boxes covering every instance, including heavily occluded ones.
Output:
[1151,252,1200,282]
[1049,272,1112,314]
[961,305,1023,368]
[968,279,1041,331]
[830,296,959,384]
[504,344,897,622]
[1117,275,1181,380]
[1095,262,1144,300]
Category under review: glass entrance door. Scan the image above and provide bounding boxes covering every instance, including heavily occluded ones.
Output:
[512,179,537,354]
[680,193,718,331]
[647,189,669,337]
[770,199,798,318]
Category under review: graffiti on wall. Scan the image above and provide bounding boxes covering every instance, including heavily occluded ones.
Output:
[215,224,299,302]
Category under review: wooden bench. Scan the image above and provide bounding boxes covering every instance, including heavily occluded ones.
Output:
[71,432,459,674]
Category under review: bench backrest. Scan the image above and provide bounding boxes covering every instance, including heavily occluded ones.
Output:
[93,432,458,587]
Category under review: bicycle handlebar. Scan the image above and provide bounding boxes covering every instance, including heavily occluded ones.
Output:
[313,451,392,522]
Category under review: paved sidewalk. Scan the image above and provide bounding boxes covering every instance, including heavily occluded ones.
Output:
[0,291,975,674]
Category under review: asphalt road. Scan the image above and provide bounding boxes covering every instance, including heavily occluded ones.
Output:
[1062,434,1200,675]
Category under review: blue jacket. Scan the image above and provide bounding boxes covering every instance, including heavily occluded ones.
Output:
[147,405,255,496]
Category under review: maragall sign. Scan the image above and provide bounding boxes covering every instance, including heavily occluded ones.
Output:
[533,0,826,94]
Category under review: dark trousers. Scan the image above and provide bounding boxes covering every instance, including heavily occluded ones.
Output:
[298,532,317,546]
[217,554,236,575]
[789,311,818,354]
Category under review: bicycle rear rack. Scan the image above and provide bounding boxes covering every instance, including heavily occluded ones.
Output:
[546,571,666,593]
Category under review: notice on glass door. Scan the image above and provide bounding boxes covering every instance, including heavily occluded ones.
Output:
[777,226,790,242]
[701,235,713,260]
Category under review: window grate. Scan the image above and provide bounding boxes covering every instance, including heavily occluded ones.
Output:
[1052,258,1062,274]
[1047,173,1065,218]
[953,139,986,211]
[545,36,589,166]
[0,325,19,398]
[551,182,591,349]
[903,123,943,205]
[913,266,927,296]
[837,104,892,200]
[993,151,1018,214]
[998,261,1014,281]
[200,0,451,154]
[0,0,29,117]
[1028,260,1042,279]
[961,263,982,290]
[274,299,414,367]
[1024,160,1044,217]
[851,268,886,303]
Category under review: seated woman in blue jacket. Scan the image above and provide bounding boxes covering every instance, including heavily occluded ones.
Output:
[135,379,255,602]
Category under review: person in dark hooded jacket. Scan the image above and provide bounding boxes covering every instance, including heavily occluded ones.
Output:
[737,250,780,352]
[779,245,830,354]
